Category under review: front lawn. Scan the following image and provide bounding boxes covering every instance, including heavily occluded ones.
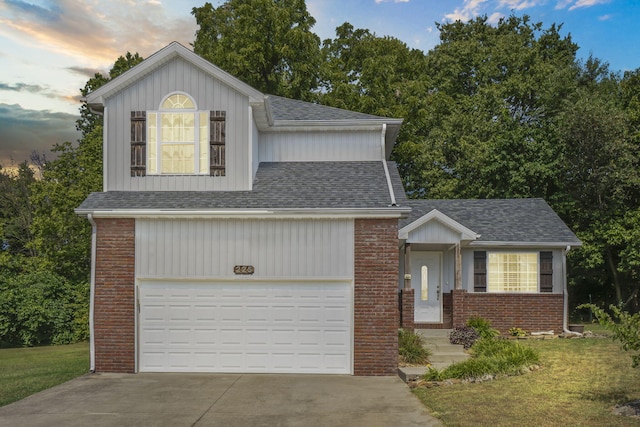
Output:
[414,327,640,426]
[0,342,89,407]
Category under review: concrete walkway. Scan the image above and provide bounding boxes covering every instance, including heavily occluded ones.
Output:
[0,373,443,427]
[398,329,469,382]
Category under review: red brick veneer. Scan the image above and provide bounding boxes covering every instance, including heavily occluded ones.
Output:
[451,290,564,333]
[93,218,136,373]
[400,288,415,331]
[353,218,399,376]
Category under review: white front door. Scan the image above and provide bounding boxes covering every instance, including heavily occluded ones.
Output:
[411,252,443,323]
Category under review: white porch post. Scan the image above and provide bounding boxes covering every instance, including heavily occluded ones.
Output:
[455,243,462,290]
[403,243,411,289]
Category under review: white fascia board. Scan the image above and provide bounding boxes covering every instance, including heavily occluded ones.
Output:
[75,207,412,220]
[271,118,403,129]
[85,42,264,108]
[468,241,583,248]
[398,209,480,241]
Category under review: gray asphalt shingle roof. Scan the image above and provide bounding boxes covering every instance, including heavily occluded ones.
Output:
[400,198,580,244]
[78,161,406,211]
[267,95,393,122]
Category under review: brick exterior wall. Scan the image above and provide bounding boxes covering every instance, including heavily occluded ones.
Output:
[400,288,415,331]
[353,218,399,376]
[93,218,136,373]
[451,290,564,333]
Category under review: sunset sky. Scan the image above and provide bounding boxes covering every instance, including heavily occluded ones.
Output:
[0,0,637,166]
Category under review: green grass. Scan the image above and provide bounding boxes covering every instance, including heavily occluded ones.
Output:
[414,328,640,426]
[0,342,89,407]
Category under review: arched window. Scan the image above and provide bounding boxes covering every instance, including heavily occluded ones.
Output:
[146,93,209,175]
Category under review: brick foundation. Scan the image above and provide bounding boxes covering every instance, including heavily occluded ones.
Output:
[93,218,136,373]
[451,290,564,333]
[353,218,399,376]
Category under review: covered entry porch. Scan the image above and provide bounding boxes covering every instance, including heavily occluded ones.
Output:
[398,209,479,331]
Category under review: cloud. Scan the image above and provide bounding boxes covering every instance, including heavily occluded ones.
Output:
[444,0,489,22]
[0,0,196,68]
[498,0,545,10]
[555,0,611,10]
[0,104,80,165]
[0,81,77,104]
[569,0,611,10]
[67,66,108,79]
[375,0,410,3]
[598,14,612,21]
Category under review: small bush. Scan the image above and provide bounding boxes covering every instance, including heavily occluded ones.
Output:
[399,329,432,364]
[424,337,540,381]
[466,316,500,339]
[449,326,480,349]
[509,327,527,337]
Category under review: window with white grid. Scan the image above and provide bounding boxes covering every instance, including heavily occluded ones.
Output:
[487,252,538,292]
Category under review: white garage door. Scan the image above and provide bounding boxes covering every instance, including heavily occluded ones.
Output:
[138,281,352,374]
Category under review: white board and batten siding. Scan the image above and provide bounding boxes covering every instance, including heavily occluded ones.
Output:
[406,220,463,244]
[136,218,355,374]
[259,130,383,162]
[105,57,251,192]
[135,218,354,279]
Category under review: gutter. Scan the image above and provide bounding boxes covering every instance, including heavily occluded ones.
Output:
[74,207,412,219]
[87,214,97,372]
[380,124,397,207]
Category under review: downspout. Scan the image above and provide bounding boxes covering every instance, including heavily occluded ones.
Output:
[87,214,97,372]
[380,124,397,206]
[562,245,580,335]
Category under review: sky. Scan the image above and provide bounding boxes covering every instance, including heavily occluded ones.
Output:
[0,0,638,167]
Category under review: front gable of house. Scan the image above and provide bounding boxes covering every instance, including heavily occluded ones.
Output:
[87,42,264,192]
[399,209,479,244]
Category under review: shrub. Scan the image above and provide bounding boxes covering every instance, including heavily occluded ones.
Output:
[399,329,432,364]
[424,337,540,381]
[449,326,480,349]
[579,303,640,367]
[0,271,89,347]
[466,316,500,339]
[508,327,527,337]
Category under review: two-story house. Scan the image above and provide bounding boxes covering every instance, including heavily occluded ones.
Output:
[77,42,580,376]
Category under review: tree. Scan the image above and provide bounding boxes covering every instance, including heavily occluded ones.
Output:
[392,15,579,200]
[0,161,36,259]
[192,0,321,100]
[29,53,143,283]
[558,59,640,310]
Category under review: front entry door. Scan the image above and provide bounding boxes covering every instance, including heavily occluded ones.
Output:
[411,251,443,323]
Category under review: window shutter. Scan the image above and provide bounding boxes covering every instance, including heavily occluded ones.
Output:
[540,251,553,292]
[130,111,146,177]
[210,111,226,176]
[474,251,487,292]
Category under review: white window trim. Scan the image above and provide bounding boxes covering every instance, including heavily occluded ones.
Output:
[147,92,209,176]
[486,251,539,293]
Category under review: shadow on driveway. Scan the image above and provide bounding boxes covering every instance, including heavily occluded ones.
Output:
[0,373,442,426]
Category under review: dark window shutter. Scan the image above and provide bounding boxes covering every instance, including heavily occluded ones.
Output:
[540,251,553,292]
[210,111,226,176]
[474,251,487,292]
[131,111,146,177]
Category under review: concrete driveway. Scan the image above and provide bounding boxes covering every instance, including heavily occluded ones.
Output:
[0,373,442,426]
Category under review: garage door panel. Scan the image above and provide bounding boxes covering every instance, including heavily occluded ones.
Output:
[139,281,352,373]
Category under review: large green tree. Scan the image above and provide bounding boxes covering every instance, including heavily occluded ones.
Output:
[392,15,578,200]
[29,53,143,283]
[192,0,321,100]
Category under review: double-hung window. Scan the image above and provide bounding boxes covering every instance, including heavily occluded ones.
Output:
[487,252,538,292]
[474,251,553,293]
[147,93,209,175]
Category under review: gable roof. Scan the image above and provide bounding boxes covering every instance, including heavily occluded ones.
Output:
[83,42,403,158]
[76,161,410,217]
[399,209,480,241]
[400,198,581,247]
[84,42,265,109]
